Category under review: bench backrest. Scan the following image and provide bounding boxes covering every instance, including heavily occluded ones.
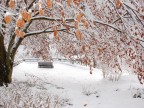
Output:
[38,62,54,68]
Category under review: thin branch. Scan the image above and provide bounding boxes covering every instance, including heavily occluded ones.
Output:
[112,12,128,24]
[123,2,144,27]
[123,2,144,16]
[108,0,132,34]
[24,28,68,37]
[138,38,144,43]
[31,16,74,22]
[6,0,10,6]
[24,0,27,5]
[43,24,61,32]
[93,20,122,32]
[63,30,75,35]
[28,0,36,10]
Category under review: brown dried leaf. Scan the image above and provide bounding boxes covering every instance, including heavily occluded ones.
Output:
[74,21,79,29]
[19,31,25,38]
[74,0,83,5]
[8,0,15,10]
[81,18,89,29]
[21,10,29,20]
[76,13,83,22]
[61,10,65,17]
[116,0,122,9]
[47,0,53,9]
[4,15,12,24]
[67,0,71,6]
[39,9,44,15]
[85,22,89,29]
[16,18,25,28]
[75,29,83,40]
[53,26,58,37]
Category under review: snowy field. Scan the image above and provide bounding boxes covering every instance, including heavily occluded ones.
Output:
[0,61,144,108]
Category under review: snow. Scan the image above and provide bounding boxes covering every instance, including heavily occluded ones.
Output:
[1,61,144,108]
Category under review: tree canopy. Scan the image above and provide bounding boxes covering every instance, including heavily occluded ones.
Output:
[0,0,144,85]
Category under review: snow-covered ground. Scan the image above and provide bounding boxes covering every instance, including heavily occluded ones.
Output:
[0,61,144,108]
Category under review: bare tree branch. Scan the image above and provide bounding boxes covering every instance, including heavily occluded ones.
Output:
[31,16,74,22]
[112,12,128,24]
[28,0,36,10]
[24,28,68,37]
[123,2,144,16]
[93,20,122,32]
[123,2,144,27]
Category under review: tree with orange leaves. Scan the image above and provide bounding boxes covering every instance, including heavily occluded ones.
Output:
[0,0,143,86]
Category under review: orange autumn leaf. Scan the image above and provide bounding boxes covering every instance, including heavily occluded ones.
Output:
[74,21,79,29]
[39,8,44,15]
[14,29,19,36]
[8,0,15,10]
[19,31,25,38]
[21,10,29,20]
[57,36,60,41]
[76,13,83,22]
[73,0,80,5]
[74,0,83,5]
[85,22,89,29]
[75,29,83,40]
[81,18,86,23]
[53,26,58,37]
[67,0,71,6]
[61,10,65,17]
[46,0,53,9]
[15,29,25,38]
[81,18,89,29]
[4,15,12,24]
[116,0,122,9]
[16,18,25,28]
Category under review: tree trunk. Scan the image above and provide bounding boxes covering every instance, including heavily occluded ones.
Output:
[0,59,13,86]
[0,35,13,86]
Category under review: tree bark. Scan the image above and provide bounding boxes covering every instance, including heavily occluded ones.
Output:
[0,34,13,86]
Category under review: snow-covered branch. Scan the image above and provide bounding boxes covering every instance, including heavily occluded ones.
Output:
[93,20,122,32]
[31,16,74,22]
[24,28,68,37]
[28,0,37,9]
[123,2,144,16]
[123,3,144,27]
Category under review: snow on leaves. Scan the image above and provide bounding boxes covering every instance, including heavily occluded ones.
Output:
[16,17,25,28]
[21,9,32,22]
[8,0,16,10]
[4,12,12,24]
[0,0,144,84]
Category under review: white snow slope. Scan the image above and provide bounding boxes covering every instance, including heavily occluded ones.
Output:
[1,61,144,108]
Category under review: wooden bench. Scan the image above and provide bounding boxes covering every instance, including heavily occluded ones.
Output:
[38,62,54,68]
